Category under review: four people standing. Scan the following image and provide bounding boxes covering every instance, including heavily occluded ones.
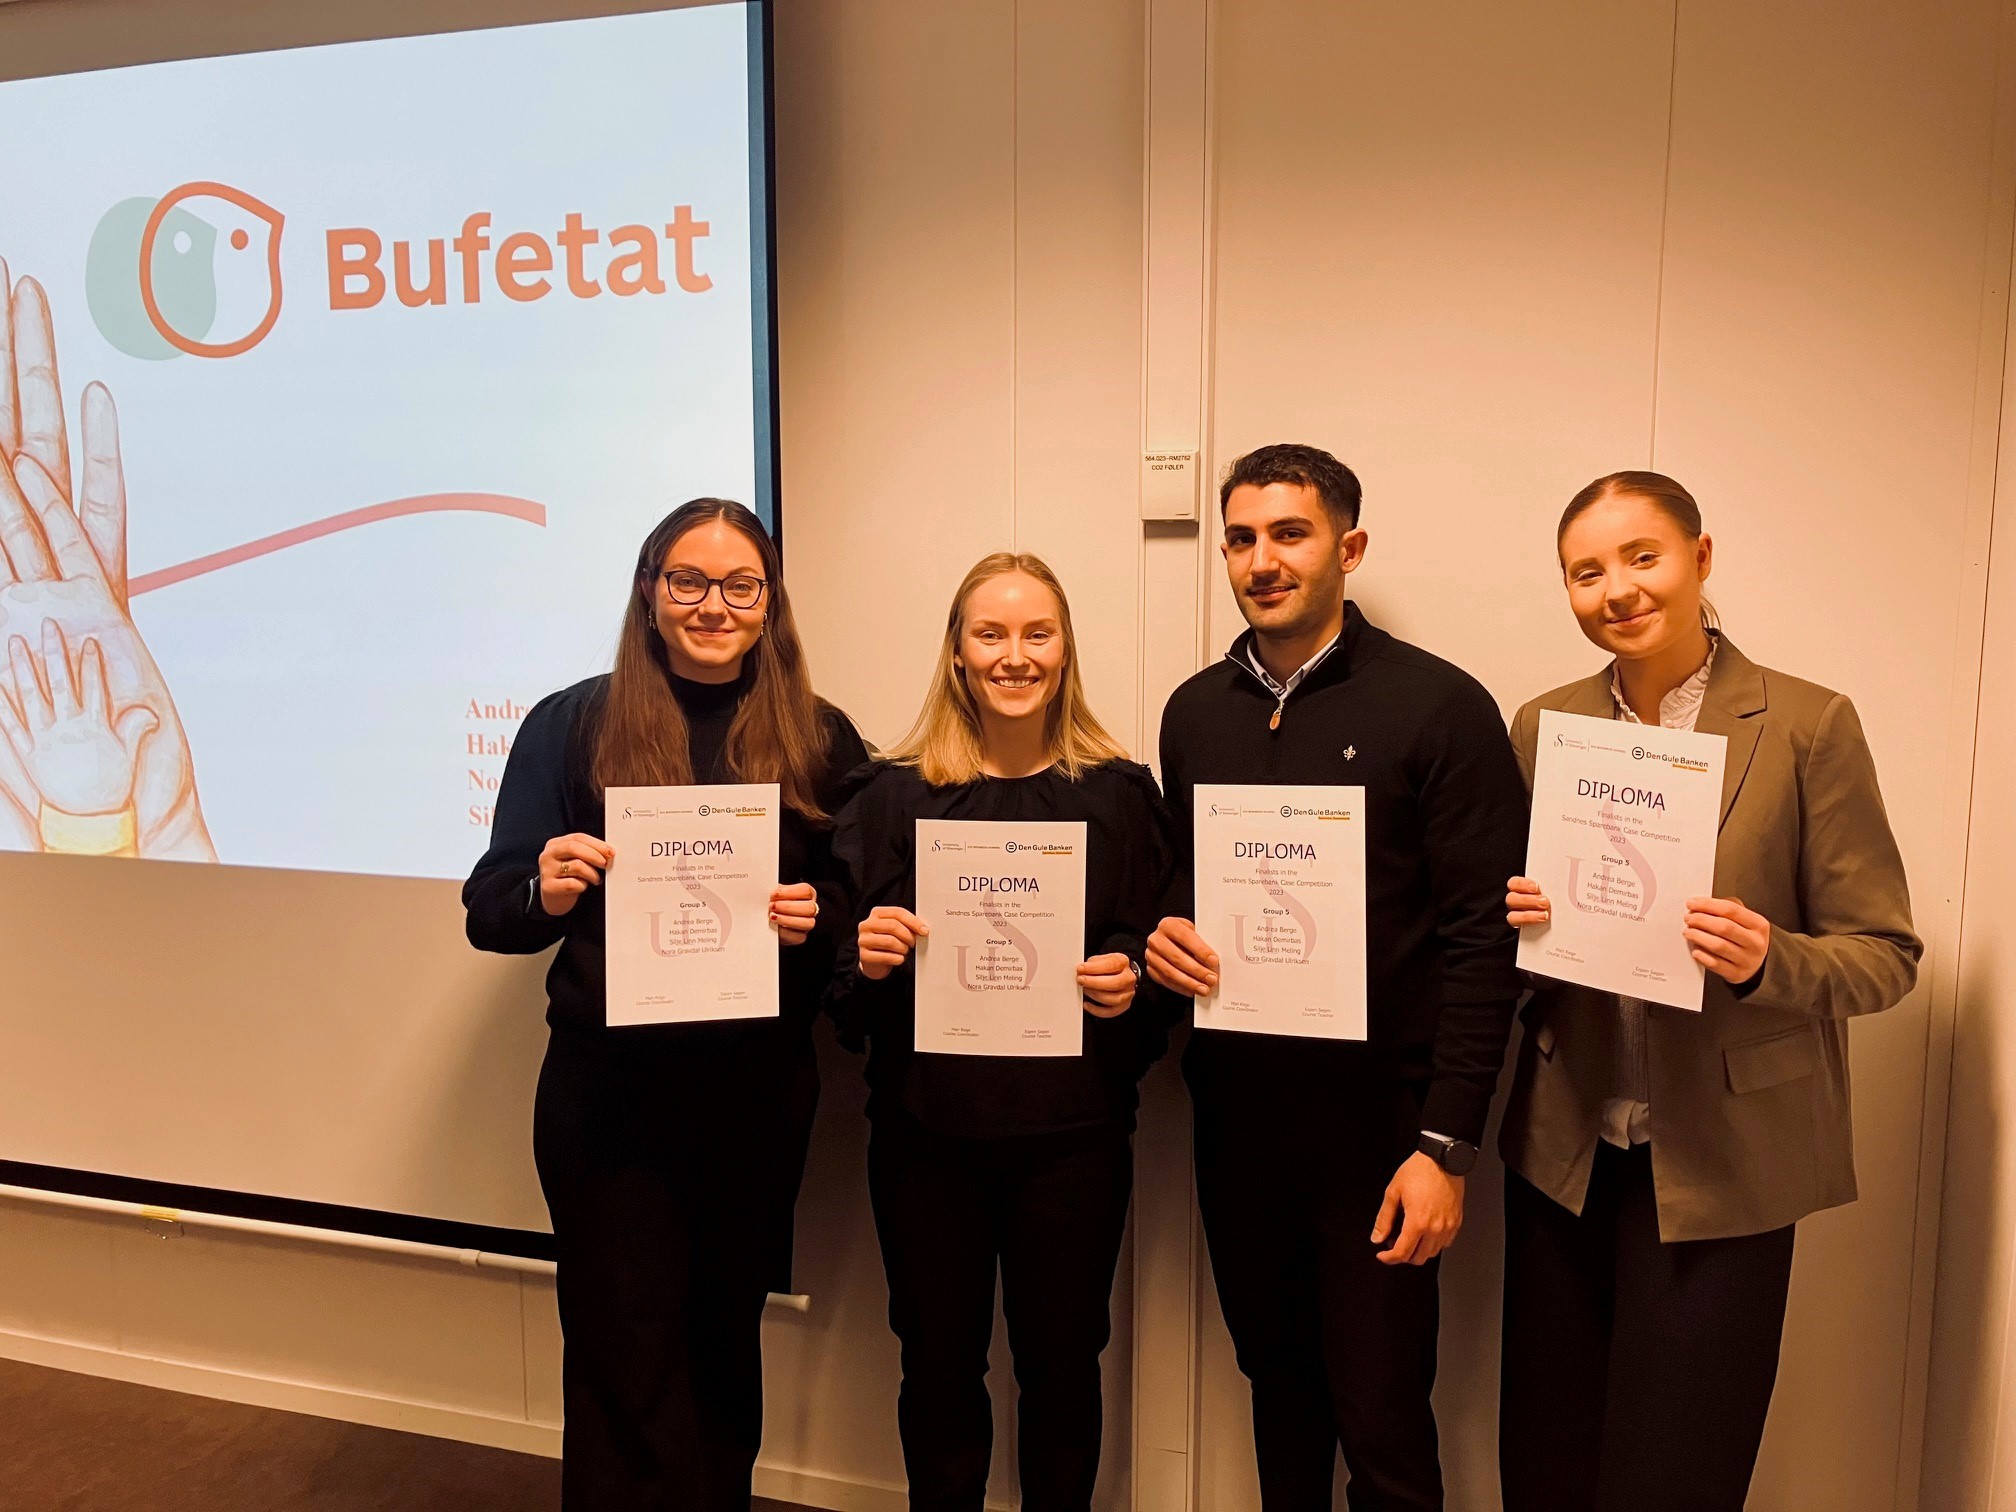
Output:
[462,456,1918,1512]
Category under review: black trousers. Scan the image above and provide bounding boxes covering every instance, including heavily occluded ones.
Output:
[866,1112,1135,1512]
[1499,1142,1796,1512]
[1192,1079,1443,1512]
[533,1029,818,1512]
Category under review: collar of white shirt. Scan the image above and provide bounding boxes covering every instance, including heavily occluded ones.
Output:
[1608,634,1719,733]
[1246,631,1343,701]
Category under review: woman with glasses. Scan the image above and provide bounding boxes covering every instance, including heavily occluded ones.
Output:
[830,552,1173,1512]
[463,498,867,1512]
[1496,472,1921,1512]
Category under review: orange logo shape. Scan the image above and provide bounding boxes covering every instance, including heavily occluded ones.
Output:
[139,182,285,358]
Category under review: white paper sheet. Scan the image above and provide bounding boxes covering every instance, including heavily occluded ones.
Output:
[914,818,1088,1056]
[1517,710,1726,1012]
[1192,784,1368,1040]
[603,783,780,1026]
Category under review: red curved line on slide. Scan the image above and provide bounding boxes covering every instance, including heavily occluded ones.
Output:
[128,493,549,597]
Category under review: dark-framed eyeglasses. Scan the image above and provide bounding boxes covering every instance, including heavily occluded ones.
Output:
[659,569,768,610]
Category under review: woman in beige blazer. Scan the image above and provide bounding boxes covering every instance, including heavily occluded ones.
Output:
[1496,471,1921,1512]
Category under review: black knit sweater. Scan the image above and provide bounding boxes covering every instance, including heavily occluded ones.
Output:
[1158,604,1526,1146]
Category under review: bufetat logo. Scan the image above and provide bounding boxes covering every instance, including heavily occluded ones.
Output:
[87,181,714,363]
[88,182,286,360]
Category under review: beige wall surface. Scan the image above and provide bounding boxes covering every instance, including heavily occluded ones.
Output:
[4,3,2016,1512]
[1924,182,2016,1507]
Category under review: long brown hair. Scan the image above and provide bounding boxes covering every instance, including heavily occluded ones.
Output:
[592,499,835,820]
[886,552,1129,787]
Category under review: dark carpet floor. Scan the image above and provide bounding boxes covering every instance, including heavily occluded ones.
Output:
[0,1357,805,1511]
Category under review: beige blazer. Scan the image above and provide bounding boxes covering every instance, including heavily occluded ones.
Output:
[1497,637,1922,1242]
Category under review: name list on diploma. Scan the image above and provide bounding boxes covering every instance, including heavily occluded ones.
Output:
[604,784,781,1027]
[1518,710,1726,1011]
[1192,785,1368,1040]
[914,819,1088,1057]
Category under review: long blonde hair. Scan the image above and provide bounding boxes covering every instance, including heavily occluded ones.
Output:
[887,552,1129,787]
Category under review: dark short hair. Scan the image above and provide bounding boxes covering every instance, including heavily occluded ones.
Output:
[1219,443,1362,531]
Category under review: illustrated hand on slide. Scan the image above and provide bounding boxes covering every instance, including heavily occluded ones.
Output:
[0,620,158,855]
[0,256,214,859]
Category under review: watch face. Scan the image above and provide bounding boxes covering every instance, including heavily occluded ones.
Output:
[1423,1135,1477,1176]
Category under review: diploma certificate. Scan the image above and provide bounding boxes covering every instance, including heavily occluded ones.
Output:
[1192,785,1368,1040]
[603,783,781,1026]
[914,819,1088,1056]
[1517,710,1726,1011]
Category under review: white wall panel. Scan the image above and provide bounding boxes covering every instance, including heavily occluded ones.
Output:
[1651,3,2005,1504]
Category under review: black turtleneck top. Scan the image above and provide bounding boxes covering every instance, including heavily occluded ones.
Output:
[462,671,870,1056]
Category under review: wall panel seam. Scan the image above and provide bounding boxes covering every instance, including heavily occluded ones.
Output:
[1133,0,1155,756]
[1967,484,2010,1512]
[1011,0,1021,555]
[1955,219,2016,1512]
[1646,0,1682,469]
[1191,0,1221,672]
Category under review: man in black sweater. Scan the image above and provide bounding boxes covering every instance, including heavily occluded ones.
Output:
[1147,444,1526,1512]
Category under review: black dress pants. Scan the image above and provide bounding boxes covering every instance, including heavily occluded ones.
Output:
[1499,1141,1796,1512]
[533,1029,818,1512]
[866,1112,1135,1512]
[1191,1079,1444,1512]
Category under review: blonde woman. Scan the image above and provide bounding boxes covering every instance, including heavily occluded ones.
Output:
[831,552,1173,1512]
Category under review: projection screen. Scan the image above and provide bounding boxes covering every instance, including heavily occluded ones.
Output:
[0,0,778,1256]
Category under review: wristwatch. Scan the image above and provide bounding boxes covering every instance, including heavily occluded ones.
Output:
[1416,1131,1478,1176]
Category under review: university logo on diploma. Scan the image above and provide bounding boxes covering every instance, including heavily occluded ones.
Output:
[604,783,781,1026]
[1518,711,1726,1011]
[914,819,1088,1056]
[1192,785,1368,1040]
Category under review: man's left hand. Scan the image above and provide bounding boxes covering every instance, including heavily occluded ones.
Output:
[1371,1151,1465,1266]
